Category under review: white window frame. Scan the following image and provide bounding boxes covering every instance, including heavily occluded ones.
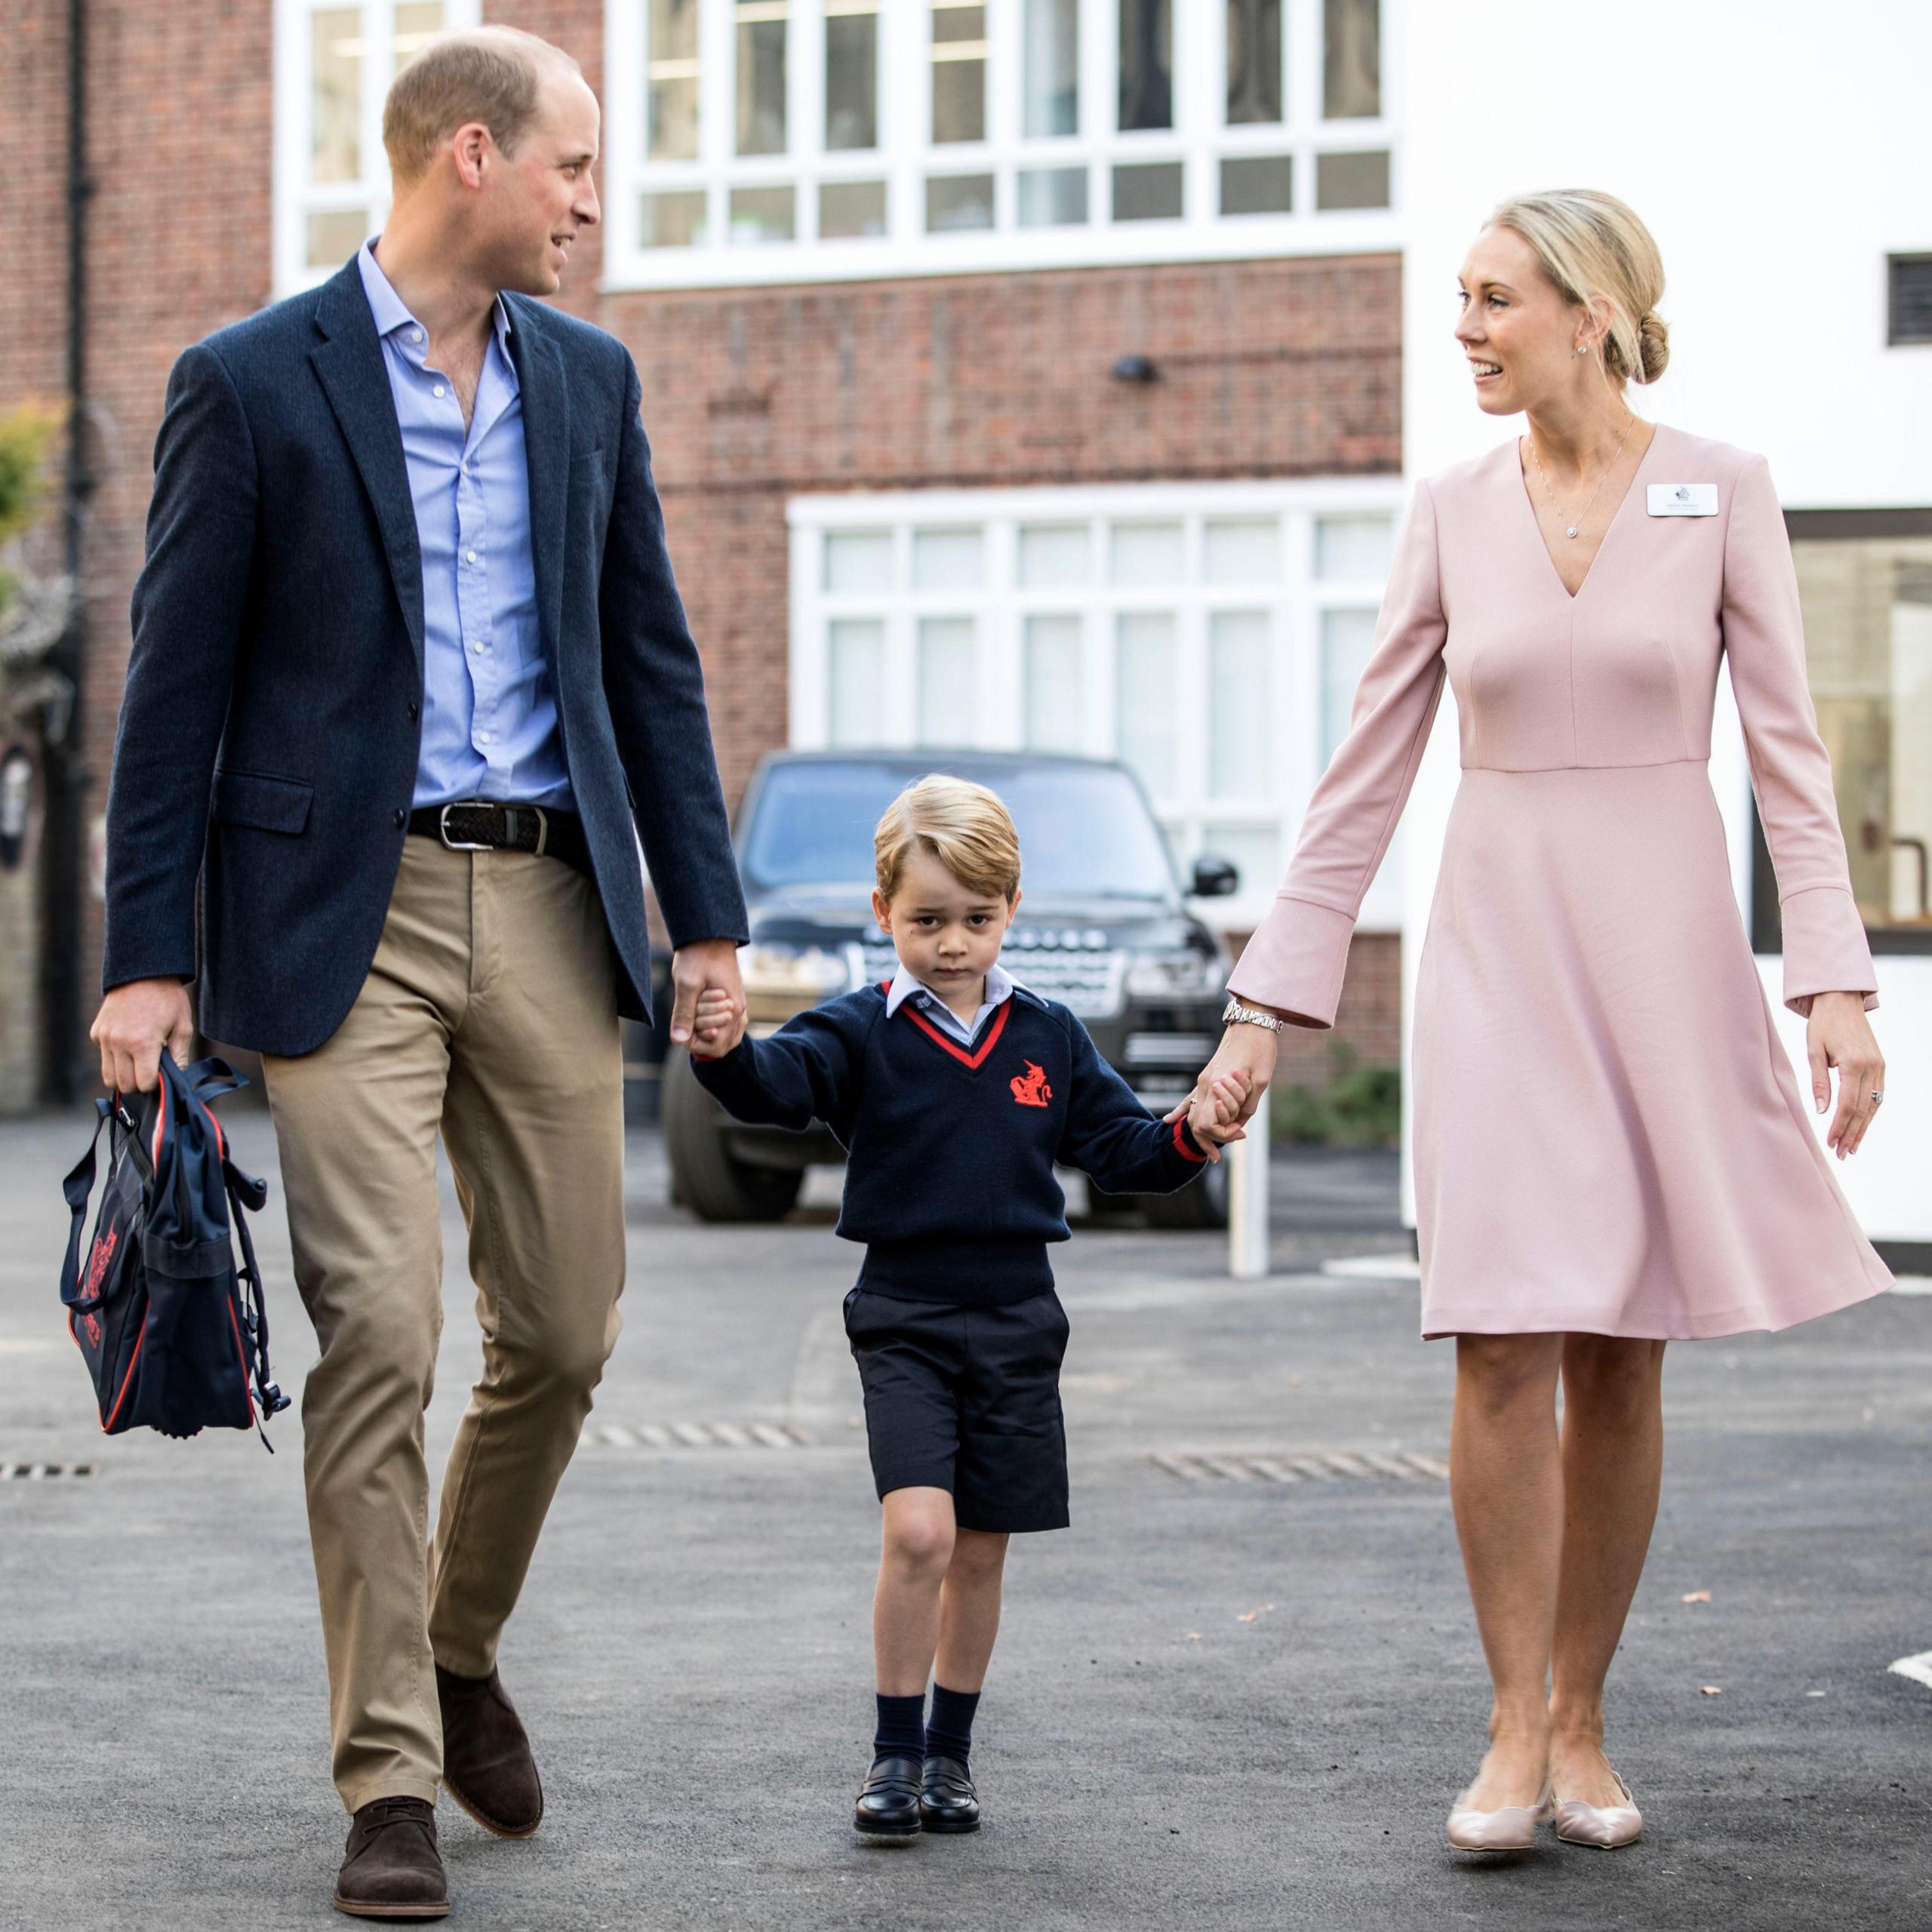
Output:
[787,477,1407,931]
[272,0,485,298]
[604,0,1401,291]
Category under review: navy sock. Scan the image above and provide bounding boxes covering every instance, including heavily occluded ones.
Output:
[873,1692,926,1762]
[925,1684,980,1767]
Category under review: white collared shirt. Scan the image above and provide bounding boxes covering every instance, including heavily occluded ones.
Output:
[884,961,1015,1048]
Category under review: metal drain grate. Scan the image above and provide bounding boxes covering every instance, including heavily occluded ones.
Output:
[1151,1448,1447,1484]
[2,1462,100,1480]
[584,1422,808,1451]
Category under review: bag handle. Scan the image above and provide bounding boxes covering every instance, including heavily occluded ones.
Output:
[224,1159,289,1448]
[180,1055,249,1107]
[60,1098,149,1309]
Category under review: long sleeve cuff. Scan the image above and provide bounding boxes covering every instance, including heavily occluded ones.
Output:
[1226,895,1356,1030]
[1778,884,1878,1017]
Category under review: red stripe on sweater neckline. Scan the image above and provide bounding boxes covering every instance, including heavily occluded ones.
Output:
[899,995,1014,1069]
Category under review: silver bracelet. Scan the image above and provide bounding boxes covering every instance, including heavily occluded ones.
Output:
[1222,997,1286,1035]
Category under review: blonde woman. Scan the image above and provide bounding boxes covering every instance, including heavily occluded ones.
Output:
[1183,190,1891,1850]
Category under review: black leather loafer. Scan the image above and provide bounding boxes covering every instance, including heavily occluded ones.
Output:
[854,1755,923,1838]
[920,1755,981,1833]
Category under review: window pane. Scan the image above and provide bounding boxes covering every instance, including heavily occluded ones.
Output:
[1112,162,1183,222]
[641,189,709,247]
[918,618,978,744]
[1225,0,1282,124]
[736,0,789,156]
[648,0,701,161]
[1209,611,1272,798]
[828,620,887,746]
[1109,521,1183,585]
[1316,149,1391,209]
[912,528,983,589]
[820,179,888,238]
[1792,537,1932,934]
[1025,614,1084,752]
[392,4,445,69]
[1116,613,1179,795]
[1018,524,1090,586]
[1204,520,1280,584]
[1198,824,1276,897]
[1321,607,1377,761]
[927,173,995,231]
[310,8,361,186]
[1324,0,1381,118]
[824,529,894,592]
[931,3,988,143]
[1315,515,1395,579]
[1023,0,1079,137]
[1117,0,1173,131]
[728,184,795,243]
[1221,154,1292,216]
[1017,165,1088,226]
[306,205,371,269]
[826,2,878,150]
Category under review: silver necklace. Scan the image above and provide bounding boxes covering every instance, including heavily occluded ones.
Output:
[1526,418,1636,540]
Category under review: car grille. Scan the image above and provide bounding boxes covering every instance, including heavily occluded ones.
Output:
[858,943,1128,1020]
[1123,1032,1217,1069]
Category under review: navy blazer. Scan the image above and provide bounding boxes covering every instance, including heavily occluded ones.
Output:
[103,258,749,1057]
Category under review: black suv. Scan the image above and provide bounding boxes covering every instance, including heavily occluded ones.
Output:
[661,750,1238,1228]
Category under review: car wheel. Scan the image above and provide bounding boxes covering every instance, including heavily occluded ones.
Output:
[1140,1155,1231,1230]
[661,1048,806,1223]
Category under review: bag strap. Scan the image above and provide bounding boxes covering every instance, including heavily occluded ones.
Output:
[181,1055,249,1107]
[60,1099,149,1308]
[224,1159,290,1449]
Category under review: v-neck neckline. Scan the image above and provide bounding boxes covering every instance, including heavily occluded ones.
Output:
[1515,419,1667,605]
[889,987,1015,1070]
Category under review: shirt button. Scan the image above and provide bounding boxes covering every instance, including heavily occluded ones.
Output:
[466,549,477,563]
[479,731,494,745]
[432,383,446,398]
[411,328,423,344]
[392,808,406,828]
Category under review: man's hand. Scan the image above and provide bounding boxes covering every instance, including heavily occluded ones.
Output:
[669,939,746,1058]
[91,978,195,1094]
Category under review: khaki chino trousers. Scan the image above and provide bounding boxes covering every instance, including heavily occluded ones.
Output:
[263,837,626,1810]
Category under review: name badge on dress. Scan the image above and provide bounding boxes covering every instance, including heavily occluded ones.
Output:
[1647,483,1718,517]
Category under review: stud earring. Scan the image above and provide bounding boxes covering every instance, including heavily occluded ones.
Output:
[1577,343,1589,355]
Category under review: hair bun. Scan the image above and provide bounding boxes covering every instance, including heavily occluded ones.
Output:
[1636,309,1670,383]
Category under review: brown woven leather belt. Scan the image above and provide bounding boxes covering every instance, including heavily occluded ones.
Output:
[407,801,593,878]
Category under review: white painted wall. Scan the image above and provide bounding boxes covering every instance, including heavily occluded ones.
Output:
[1392,0,1932,1235]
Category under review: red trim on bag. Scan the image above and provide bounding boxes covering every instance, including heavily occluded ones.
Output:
[901,997,1012,1069]
[1172,1115,1208,1164]
[101,1314,149,1432]
[225,1294,255,1426]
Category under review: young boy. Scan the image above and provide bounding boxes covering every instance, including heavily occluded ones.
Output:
[689,775,1246,1840]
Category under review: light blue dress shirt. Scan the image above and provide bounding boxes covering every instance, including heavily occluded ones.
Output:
[884,961,1016,1048]
[357,243,573,810]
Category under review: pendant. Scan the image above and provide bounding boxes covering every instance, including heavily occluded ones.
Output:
[1565,526,1579,538]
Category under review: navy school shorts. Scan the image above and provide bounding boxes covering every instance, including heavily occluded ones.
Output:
[843,1287,1072,1534]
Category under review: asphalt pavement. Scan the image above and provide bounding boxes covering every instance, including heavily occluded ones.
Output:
[2,1110,1927,1932]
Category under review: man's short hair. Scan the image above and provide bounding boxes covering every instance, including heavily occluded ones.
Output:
[874,776,1023,904]
[383,28,580,185]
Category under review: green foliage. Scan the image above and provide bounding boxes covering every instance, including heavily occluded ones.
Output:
[1269,1041,1401,1147]
[0,403,63,552]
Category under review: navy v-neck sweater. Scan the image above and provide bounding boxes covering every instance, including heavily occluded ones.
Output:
[691,983,1208,1305]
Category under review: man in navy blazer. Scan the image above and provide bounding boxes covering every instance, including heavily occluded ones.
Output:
[91,26,748,1918]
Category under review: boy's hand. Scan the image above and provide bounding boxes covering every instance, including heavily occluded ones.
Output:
[688,986,739,1060]
[1186,1070,1252,1162]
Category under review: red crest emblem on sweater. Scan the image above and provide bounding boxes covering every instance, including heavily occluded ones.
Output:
[1009,1061,1053,1108]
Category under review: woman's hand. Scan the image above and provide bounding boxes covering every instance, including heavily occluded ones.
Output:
[1164,1021,1281,1140]
[1807,990,1885,1159]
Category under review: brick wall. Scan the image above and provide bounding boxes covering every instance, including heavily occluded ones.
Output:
[3,0,1407,1094]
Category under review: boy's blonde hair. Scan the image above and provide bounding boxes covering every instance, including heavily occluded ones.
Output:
[874,775,1022,903]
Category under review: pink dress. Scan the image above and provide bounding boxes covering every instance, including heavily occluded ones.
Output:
[1230,425,1893,1340]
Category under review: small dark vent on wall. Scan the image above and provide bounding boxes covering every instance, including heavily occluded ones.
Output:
[1888,254,1932,345]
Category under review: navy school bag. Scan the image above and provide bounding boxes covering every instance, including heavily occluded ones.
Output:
[60,1052,290,1446]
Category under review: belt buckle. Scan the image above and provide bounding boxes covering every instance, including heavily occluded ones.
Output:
[438,802,493,852]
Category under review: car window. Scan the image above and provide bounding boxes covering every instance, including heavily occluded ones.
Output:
[741,761,1177,900]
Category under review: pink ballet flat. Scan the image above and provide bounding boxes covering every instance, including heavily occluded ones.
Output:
[1446,1780,1552,1851]
[1552,1769,1642,1848]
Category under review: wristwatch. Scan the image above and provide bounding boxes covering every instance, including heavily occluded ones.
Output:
[1223,997,1286,1033]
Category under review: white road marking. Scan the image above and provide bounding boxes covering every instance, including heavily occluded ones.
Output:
[1887,1651,1932,1690]
[1321,1253,1421,1281]
[1890,1276,1932,1297]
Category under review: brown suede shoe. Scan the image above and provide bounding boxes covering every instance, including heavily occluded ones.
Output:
[334,1796,450,1920]
[437,1663,545,1838]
